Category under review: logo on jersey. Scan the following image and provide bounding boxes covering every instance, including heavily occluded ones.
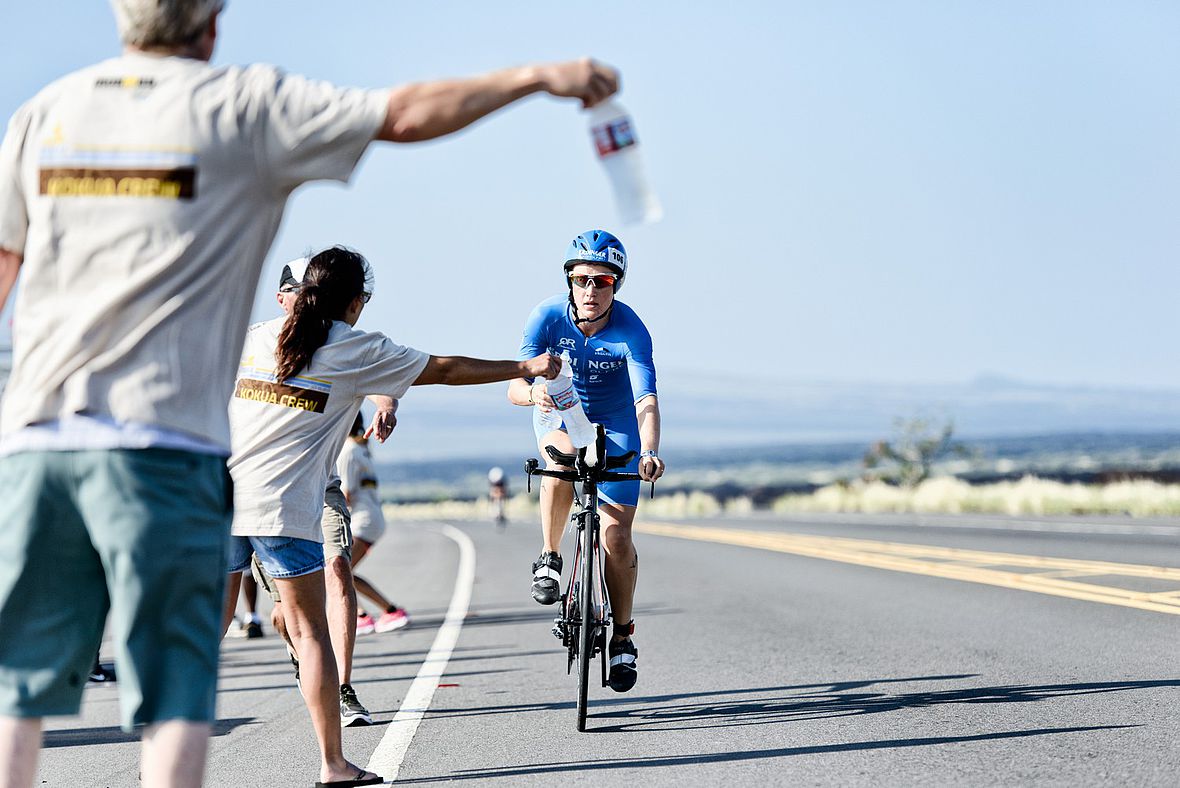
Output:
[558,338,577,349]
[95,76,157,90]
[587,359,624,372]
[594,347,611,356]
[233,367,332,413]
[39,167,196,199]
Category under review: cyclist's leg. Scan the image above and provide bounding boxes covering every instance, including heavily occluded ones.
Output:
[531,425,575,604]
[538,427,576,553]
[597,420,641,627]
[597,422,642,691]
[599,503,638,630]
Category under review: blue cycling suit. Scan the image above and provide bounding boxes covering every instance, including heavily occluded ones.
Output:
[518,295,657,507]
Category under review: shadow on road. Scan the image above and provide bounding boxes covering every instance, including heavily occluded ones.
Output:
[399,603,682,632]
[43,717,256,749]
[417,676,1179,733]
[586,678,1180,733]
[394,725,1134,783]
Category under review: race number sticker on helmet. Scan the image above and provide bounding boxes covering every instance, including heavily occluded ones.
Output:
[563,229,627,291]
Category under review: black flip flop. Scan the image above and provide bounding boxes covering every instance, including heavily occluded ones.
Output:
[313,769,383,787]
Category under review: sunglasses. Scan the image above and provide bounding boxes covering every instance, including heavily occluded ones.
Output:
[361,291,372,303]
[568,273,618,289]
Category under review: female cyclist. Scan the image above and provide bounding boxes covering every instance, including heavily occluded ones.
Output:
[226,246,558,787]
[508,230,664,693]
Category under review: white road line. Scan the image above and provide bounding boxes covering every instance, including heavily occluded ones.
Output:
[366,522,475,784]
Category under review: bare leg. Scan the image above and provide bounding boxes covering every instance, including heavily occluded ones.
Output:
[221,572,243,637]
[0,717,40,788]
[600,503,638,638]
[140,720,211,788]
[352,575,396,613]
[323,556,357,686]
[271,601,292,651]
[273,572,377,785]
[538,429,576,555]
[241,574,259,619]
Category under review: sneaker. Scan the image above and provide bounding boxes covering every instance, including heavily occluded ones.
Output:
[224,616,248,638]
[356,613,376,635]
[339,683,373,727]
[88,662,116,683]
[531,552,562,605]
[375,609,410,633]
[244,620,264,639]
[607,638,638,693]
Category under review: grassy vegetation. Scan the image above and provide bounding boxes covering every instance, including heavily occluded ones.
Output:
[384,476,1180,520]
[774,476,1180,517]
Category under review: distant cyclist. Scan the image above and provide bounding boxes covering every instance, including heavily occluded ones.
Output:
[488,466,509,526]
[508,230,664,692]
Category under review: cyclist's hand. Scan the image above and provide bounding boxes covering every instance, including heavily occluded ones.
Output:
[639,453,665,482]
[365,399,398,443]
[531,381,556,413]
[523,353,562,381]
[538,58,619,108]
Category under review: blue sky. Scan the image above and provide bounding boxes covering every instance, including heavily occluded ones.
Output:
[1,2,1177,456]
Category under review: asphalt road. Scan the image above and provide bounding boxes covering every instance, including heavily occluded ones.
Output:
[37,510,1180,786]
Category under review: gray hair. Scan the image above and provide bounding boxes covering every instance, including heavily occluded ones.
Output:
[110,0,224,48]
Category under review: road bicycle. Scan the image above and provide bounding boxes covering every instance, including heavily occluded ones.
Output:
[525,424,653,731]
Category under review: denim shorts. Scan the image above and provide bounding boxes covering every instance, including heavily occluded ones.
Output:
[226,534,324,579]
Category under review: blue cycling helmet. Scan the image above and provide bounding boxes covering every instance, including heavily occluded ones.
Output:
[563,230,627,292]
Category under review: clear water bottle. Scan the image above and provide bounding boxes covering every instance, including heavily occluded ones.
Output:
[546,354,597,449]
[587,100,663,225]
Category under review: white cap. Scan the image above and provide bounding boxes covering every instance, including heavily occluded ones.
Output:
[278,257,309,291]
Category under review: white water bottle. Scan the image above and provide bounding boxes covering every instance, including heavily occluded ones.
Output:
[546,354,597,449]
[587,100,663,225]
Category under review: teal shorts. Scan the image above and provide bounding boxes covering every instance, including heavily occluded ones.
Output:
[0,449,231,730]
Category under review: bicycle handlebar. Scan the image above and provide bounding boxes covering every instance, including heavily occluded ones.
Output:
[525,457,654,498]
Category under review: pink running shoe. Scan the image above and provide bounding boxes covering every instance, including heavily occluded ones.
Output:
[375,609,410,633]
[356,613,376,635]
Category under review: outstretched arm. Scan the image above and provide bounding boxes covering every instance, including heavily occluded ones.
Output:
[0,248,21,311]
[379,59,618,143]
[414,353,560,386]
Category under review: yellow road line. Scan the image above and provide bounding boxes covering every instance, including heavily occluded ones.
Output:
[635,522,1180,616]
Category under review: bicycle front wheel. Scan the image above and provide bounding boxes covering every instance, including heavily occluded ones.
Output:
[575,512,596,731]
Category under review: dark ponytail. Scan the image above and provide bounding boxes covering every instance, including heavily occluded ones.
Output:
[274,246,372,382]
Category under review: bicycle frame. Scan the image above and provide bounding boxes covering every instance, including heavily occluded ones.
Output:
[562,479,611,677]
[525,427,651,731]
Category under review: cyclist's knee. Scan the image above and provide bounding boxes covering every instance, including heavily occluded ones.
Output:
[602,527,635,557]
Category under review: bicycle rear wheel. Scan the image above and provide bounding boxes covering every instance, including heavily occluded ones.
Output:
[575,511,596,731]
